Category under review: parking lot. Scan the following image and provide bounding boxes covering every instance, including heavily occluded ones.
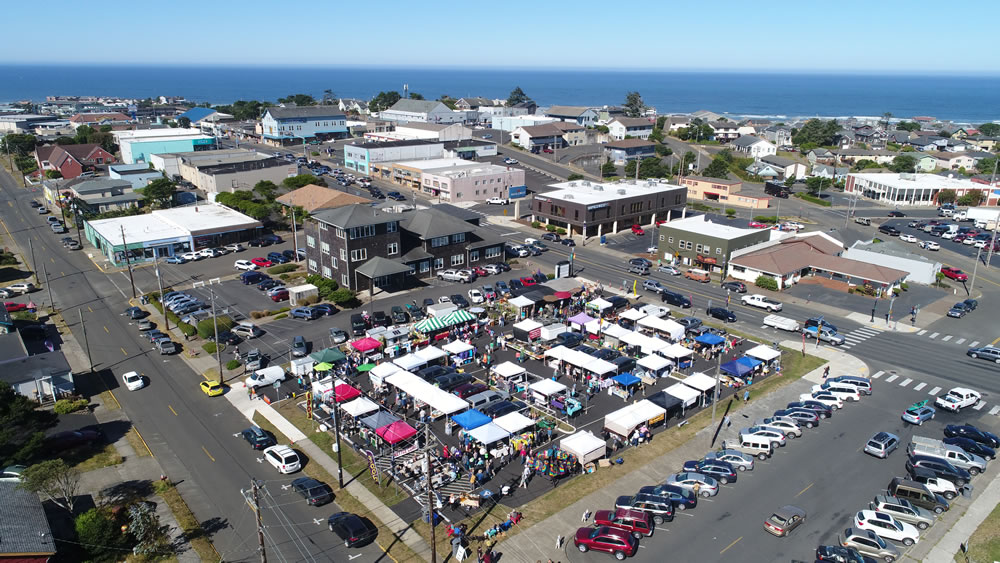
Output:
[880,217,1000,266]
[566,372,1000,562]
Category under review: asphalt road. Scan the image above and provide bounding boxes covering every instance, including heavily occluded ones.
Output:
[565,373,1000,563]
[0,172,384,562]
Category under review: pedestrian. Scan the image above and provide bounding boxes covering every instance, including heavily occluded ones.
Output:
[743,389,750,404]
[885,312,890,324]
[723,415,731,428]
[822,366,830,379]
[519,465,531,488]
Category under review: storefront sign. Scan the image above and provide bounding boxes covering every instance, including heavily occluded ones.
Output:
[587,203,609,211]
[509,185,527,199]
[696,254,718,265]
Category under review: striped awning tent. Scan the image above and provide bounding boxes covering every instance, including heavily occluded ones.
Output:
[414,316,449,333]
[443,309,475,325]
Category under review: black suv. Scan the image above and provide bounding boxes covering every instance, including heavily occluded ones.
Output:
[614,493,674,525]
[661,290,691,308]
[905,454,970,487]
[878,224,900,236]
[241,426,276,450]
[804,317,837,333]
[720,281,746,293]
[350,314,368,336]
[371,311,390,328]
[607,296,630,311]
[291,477,333,506]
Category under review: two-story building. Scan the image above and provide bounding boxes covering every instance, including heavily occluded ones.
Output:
[531,179,687,238]
[544,106,598,127]
[379,99,466,124]
[399,208,505,278]
[729,135,777,159]
[608,117,654,141]
[708,121,740,142]
[762,125,793,146]
[603,139,656,164]
[680,175,770,209]
[260,106,348,145]
[511,123,566,152]
[343,139,444,176]
[551,121,587,146]
[658,214,772,273]
[43,177,142,214]
[307,206,405,292]
[387,158,525,203]
[35,143,116,179]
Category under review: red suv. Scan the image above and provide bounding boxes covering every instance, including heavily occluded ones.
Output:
[520,276,538,287]
[574,526,638,559]
[270,290,289,302]
[941,266,968,281]
[594,508,654,539]
[631,225,645,235]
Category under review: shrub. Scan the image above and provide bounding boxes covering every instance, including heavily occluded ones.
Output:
[54,398,89,414]
[900,282,909,291]
[225,359,241,371]
[556,228,567,235]
[753,215,779,224]
[531,221,541,228]
[279,273,291,281]
[267,264,298,275]
[196,317,233,339]
[567,173,584,181]
[305,274,339,300]
[300,294,319,305]
[546,224,557,232]
[177,321,196,338]
[725,209,736,217]
[330,288,355,305]
[273,313,288,320]
[150,300,164,315]
[250,311,267,319]
[202,342,218,355]
[754,275,778,291]
[11,311,37,321]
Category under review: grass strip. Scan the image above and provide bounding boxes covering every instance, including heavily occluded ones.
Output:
[154,481,220,562]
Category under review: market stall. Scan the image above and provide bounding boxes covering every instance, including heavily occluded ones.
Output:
[568,312,595,331]
[350,337,384,361]
[639,304,670,318]
[414,345,448,367]
[491,361,527,389]
[380,326,412,357]
[467,422,510,445]
[442,340,476,367]
[637,315,684,341]
[646,391,684,421]
[494,412,535,434]
[369,362,402,389]
[587,297,613,313]
[341,397,379,418]
[637,354,672,379]
[529,378,567,404]
[720,359,753,382]
[509,295,535,318]
[619,308,646,322]
[694,332,725,351]
[512,318,543,342]
[453,409,491,431]
[665,382,700,411]
[660,342,695,369]
[601,323,632,345]
[683,372,718,406]
[609,373,642,400]
[746,344,781,363]
[357,411,402,449]
[384,371,470,419]
[560,430,606,465]
[393,353,427,373]
[376,420,417,444]
[540,323,567,341]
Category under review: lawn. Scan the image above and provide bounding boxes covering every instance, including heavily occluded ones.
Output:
[154,480,220,562]
[956,499,1000,562]
[68,443,123,471]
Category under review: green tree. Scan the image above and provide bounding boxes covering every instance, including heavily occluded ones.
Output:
[278,94,316,106]
[853,159,882,171]
[791,119,840,146]
[623,91,645,118]
[75,507,128,562]
[957,190,986,206]
[330,287,356,305]
[20,459,81,513]
[128,501,171,557]
[896,121,921,132]
[54,136,76,145]
[702,156,730,179]
[370,91,402,112]
[936,189,957,204]
[939,129,952,138]
[888,154,916,173]
[283,174,322,190]
[624,157,668,179]
[439,96,457,110]
[601,162,617,176]
[2,133,37,156]
[322,89,336,104]
[177,116,191,128]
[976,156,998,174]
[649,128,664,143]
[218,100,271,121]
[805,176,829,195]
[567,173,584,181]
[655,116,667,130]
[253,180,279,201]
[784,176,796,187]
[44,170,62,179]
[0,381,55,465]
[654,143,671,156]
[596,125,610,134]
[74,125,95,144]
[139,178,177,208]
[408,92,425,100]
[506,86,530,106]
[978,123,1000,137]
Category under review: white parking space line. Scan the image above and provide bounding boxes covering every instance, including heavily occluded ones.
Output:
[914,382,927,391]
[973,402,986,411]
[871,370,884,379]
[899,378,913,387]
[956,338,966,345]
[929,332,940,339]
[886,374,899,383]
[942,335,953,342]
[990,406,1000,416]
[970,341,981,348]
[929,386,942,395]
[917,330,928,336]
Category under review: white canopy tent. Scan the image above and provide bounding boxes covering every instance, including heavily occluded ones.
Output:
[621,331,649,347]
[637,354,672,372]
[393,353,426,372]
[468,423,510,445]
[369,362,402,387]
[639,335,670,355]
[665,382,700,407]
[619,308,646,321]
[492,361,526,380]
[639,304,670,318]
[561,430,607,464]
[494,412,535,434]
[602,324,632,340]
[442,341,475,355]
[415,346,448,363]
[683,372,717,393]
[544,345,573,361]
[604,400,666,437]
[340,397,379,417]
[746,345,781,362]
[587,358,618,376]
[587,297,613,311]
[509,295,534,308]
[529,378,567,400]
[637,315,684,340]
[585,319,603,334]
[660,343,694,360]
[385,371,469,415]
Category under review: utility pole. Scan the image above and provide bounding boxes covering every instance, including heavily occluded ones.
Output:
[154,257,167,330]
[252,480,267,563]
[120,226,137,298]
[79,309,93,372]
[43,266,53,310]
[970,245,983,296]
[211,289,223,382]
[985,158,1000,269]
[331,381,344,487]
[290,208,300,261]
[425,423,437,563]
[710,352,722,426]
[28,239,37,284]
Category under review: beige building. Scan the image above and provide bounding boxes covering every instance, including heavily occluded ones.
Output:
[178,154,299,194]
[387,158,525,204]
[680,175,770,209]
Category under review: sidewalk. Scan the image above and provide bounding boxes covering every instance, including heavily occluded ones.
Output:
[496,347,846,562]
[920,458,1000,562]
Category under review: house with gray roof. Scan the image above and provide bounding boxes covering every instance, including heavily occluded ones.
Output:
[608,117,654,140]
[811,164,850,182]
[261,105,347,144]
[0,482,56,562]
[307,206,404,291]
[760,155,807,180]
[399,208,505,277]
[544,106,598,127]
[730,135,777,158]
[43,176,142,214]
[762,125,793,146]
[380,99,465,124]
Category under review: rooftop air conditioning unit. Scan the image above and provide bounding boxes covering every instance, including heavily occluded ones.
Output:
[565,194,574,199]
[628,179,636,185]
[618,189,627,195]
[582,180,591,186]
[593,185,603,191]
[569,182,577,187]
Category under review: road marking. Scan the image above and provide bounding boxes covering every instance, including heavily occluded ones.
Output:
[929,332,940,339]
[87,306,93,312]
[795,482,814,497]
[942,335,953,342]
[719,536,742,555]
[886,374,899,383]
[899,378,912,387]
[973,402,986,411]
[841,344,853,349]
[914,382,927,391]
[970,341,981,348]
[120,347,128,356]
[955,338,966,345]
[871,370,884,379]
[855,327,879,335]
[656,527,670,531]
[993,336,1000,346]
[201,446,215,462]
[990,406,1000,416]
[929,386,942,395]
[103,326,109,333]
[168,404,178,416]
[918,330,927,335]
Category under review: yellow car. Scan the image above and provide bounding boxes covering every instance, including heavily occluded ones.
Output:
[200,380,224,396]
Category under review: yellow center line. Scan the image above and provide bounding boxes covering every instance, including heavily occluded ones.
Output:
[201,446,216,462]
[50,257,54,263]
[720,536,742,555]
[168,404,178,416]
[103,326,109,333]
[120,347,128,356]
[991,335,1000,346]
[795,482,814,497]
[87,306,93,312]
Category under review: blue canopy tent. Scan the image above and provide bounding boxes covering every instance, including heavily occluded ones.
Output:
[694,333,725,347]
[736,356,762,369]
[720,360,753,379]
[453,409,491,430]
[612,373,641,387]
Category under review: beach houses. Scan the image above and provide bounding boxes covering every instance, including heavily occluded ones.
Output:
[608,117,654,141]
[730,136,777,159]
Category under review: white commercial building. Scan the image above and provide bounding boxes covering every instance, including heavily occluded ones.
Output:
[389,158,525,204]
[112,128,215,164]
[343,140,444,175]
[490,114,557,132]
[363,122,474,142]
[843,240,942,285]
[378,99,467,124]
[846,172,989,206]
[150,148,260,179]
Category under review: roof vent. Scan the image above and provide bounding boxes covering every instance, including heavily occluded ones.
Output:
[593,185,603,191]
[618,189,627,195]
[581,180,591,186]
[628,179,636,185]
[565,194,574,200]
[569,182,577,187]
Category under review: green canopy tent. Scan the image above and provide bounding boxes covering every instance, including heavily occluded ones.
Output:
[310,347,347,364]
[314,362,333,372]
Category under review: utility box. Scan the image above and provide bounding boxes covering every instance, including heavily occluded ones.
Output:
[288,284,319,307]
[555,260,572,278]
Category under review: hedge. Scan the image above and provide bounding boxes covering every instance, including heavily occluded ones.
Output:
[273,313,288,320]
[267,264,298,275]
[54,398,90,414]
[177,322,196,338]
[197,317,234,340]
[202,342,218,355]
[753,216,779,224]
[225,359,241,371]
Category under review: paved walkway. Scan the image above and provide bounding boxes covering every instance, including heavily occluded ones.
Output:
[920,459,1000,562]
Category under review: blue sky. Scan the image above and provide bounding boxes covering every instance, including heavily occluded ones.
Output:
[4,0,998,73]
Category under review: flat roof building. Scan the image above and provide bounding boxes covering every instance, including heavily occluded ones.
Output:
[658,214,772,271]
[531,179,687,238]
[387,158,526,204]
[113,127,215,164]
[846,172,990,206]
[343,139,444,176]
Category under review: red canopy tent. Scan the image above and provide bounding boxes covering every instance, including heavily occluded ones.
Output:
[334,383,361,403]
[350,337,383,352]
[376,421,417,444]
[554,291,572,300]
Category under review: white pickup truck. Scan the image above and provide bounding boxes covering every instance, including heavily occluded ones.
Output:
[934,387,981,412]
[742,294,783,312]
[486,197,509,205]
[763,314,800,332]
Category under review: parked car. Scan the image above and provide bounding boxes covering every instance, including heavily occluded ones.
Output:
[327,512,378,548]
[870,494,935,531]
[45,430,102,451]
[593,508,654,539]
[251,257,273,268]
[636,484,698,510]
[290,307,321,320]
[943,424,1000,448]
[763,505,807,537]
[291,336,308,357]
[720,281,746,293]
[706,307,736,323]
[664,472,718,497]
[940,266,968,281]
[573,526,638,560]
[838,527,900,562]
[262,445,301,474]
[614,493,674,524]
[864,432,900,459]
[906,454,970,487]
[290,477,333,506]
[681,459,737,484]
[901,403,936,425]
[704,449,755,472]
[853,509,919,546]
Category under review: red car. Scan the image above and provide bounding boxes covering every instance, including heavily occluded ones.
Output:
[520,276,537,287]
[4,302,26,312]
[542,148,554,154]
[655,219,667,226]
[471,266,489,277]
[574,526,638,559]
[941,266,968,281]
[251,257,273,268]
[270,290,289,302]
[631,225,645,235]
[748,221,768,228]
[594,508,654,539]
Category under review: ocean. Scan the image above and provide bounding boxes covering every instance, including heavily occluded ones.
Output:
[2,65,998,123]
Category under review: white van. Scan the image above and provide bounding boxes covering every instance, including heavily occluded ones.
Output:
[245,366,286,389]
[722,436,775,460]
[524,238,540,246]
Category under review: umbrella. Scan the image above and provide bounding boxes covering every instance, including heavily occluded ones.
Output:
[314,362,333,372]
[357,363,376,372]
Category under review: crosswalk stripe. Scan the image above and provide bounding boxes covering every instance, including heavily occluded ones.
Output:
[971,341,981,348]
[900,378,913,387]
[929,332,940,339]
[929,386,942,395]
[843,336,864,343]
[956,338,966,345]
[914,382,927,391]
[918,330,927,336]
[841,344,853,349]
[872,370,884,379]
[886,374,899,383]
[990,406,1000,416]
[973,402,986,411]
[942,335,953,342]
[855,328,880,336]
